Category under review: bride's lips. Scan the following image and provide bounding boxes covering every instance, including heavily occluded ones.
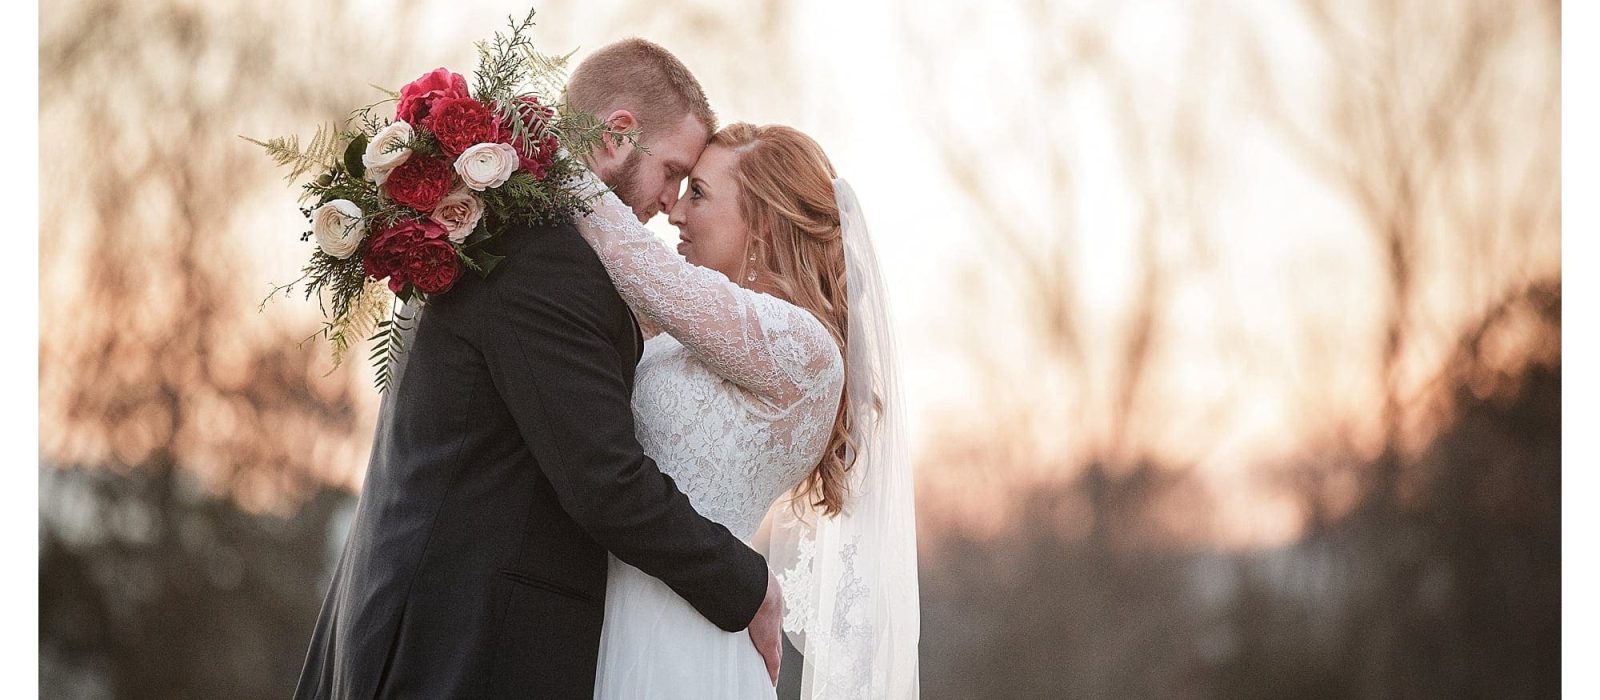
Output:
[676,238,690,255]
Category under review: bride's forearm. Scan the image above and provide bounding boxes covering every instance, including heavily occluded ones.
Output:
[568,167,824,405]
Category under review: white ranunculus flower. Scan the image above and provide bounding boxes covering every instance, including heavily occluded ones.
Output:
[454,142,519,191]
[311,199,365,259]
[430,188,485,244]
[363,121,414,186]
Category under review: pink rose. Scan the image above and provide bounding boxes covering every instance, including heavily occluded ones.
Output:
[396,68,470,124]
[429,188,484,243]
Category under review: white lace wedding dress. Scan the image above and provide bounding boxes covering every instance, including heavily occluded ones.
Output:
[570,179,846,699]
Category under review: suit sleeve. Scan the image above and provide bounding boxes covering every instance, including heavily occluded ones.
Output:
[479,227,769,632]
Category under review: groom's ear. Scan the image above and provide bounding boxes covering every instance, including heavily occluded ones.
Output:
[603,110,639,153]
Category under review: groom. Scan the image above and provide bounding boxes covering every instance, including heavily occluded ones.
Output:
[295,39,782,699]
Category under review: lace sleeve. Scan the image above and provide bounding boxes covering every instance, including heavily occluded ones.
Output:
[573,173,839,407]
[627,301,662,341]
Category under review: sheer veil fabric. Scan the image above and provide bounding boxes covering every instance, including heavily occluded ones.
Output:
[758,178,921,699]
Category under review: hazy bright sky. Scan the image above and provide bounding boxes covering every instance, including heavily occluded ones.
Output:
[231,0,1559,548]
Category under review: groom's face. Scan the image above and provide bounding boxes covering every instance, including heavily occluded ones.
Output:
[601,111,708,223]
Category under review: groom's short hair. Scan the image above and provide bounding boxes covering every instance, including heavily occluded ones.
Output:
[566,38,718,138]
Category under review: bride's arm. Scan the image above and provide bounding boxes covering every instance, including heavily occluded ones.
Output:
[572,173,836,406]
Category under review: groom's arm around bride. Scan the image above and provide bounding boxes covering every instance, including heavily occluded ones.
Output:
[480,222,779,632]
[294,219,780,699]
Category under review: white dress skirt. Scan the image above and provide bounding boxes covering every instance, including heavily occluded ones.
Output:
[593,554,778,699]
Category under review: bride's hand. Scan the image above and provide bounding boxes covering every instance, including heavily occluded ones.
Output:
[749,569,783,686]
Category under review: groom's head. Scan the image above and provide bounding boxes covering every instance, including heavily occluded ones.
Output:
[568,38,716,222]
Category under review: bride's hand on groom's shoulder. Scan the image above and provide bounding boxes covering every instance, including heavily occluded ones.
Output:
[749,569,784,686]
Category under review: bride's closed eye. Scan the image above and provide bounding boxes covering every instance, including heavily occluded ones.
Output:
[685,177,709,201]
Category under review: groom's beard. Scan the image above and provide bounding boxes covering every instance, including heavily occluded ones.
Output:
[608,149,654,222]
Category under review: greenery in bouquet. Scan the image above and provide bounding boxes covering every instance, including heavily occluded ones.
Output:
[245,9,621,391]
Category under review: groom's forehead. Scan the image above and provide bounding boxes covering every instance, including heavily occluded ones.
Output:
[659,135,708,174]
[668,157,693,175]
[660,112,712,151]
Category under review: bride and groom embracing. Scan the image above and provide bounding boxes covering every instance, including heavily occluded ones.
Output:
[294,37,918,699]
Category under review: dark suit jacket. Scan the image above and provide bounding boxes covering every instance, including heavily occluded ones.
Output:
[294,218,770,699]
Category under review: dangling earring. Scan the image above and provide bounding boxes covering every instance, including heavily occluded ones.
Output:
[746,252,758,283]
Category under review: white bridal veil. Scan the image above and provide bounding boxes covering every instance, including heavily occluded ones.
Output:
[758,178,920,699]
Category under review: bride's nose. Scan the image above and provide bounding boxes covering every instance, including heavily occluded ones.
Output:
[667,196,688,228]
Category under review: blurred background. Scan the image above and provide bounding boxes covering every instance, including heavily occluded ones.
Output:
[38,0,1561,697]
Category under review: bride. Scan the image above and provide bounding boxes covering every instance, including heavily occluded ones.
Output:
[570,122,920,698]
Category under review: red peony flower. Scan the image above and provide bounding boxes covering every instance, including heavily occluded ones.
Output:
[362,218,457,294]
[396,68,470,124]
[425,97,500,156]
[406,236,463,294]
[498,130,558,180]
[500,95,555,134]
[497,95,558,178]
[382,155,454,211]
[528,136,559,179]
[361,223,410,292]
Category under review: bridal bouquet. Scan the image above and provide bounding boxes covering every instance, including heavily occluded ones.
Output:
[246,9,612,391]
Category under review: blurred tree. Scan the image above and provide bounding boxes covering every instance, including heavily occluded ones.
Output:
[901,0,1560,696]
[899,1,1229,695]
[1235,1,1560,695]
[38,0,430,696]
[1212,281,1559,699]
[1241,0,1560,509]
[898,0,1227,530]
[39,466,351,698]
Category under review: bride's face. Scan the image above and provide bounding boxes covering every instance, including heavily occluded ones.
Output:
[667,145,752,283]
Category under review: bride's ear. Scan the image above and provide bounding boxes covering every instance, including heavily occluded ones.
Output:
[602,109,638,153]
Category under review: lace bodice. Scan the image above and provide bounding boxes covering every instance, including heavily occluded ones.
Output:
[573,178,845,540]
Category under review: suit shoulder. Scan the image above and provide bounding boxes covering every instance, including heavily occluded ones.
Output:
[491,220,608,283]
[481,219,628,324]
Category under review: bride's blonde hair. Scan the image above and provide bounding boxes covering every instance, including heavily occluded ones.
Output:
[712,123,854,517]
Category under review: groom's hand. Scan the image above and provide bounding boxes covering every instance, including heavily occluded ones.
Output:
[749,569,783,686]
